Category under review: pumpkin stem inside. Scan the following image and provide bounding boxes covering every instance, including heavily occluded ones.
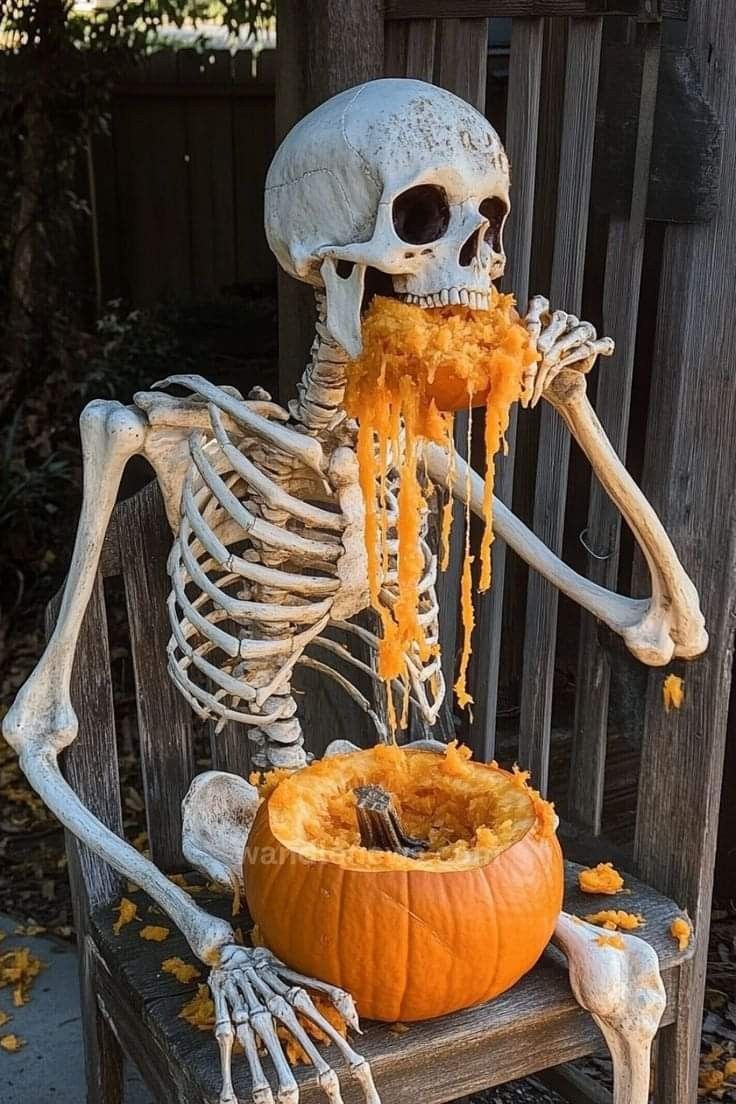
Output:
[354,784,429,858]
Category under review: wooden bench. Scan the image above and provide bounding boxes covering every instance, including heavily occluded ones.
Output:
[88,862,691,1104]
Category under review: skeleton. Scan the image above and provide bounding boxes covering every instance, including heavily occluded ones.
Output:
[3,79,706,1104]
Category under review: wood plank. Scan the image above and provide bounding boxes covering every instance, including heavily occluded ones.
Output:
[498,16,567,715]
[518,17,603,795]
[48,576,124,912]
[117,483,195,871]
[112,94,191,305]
[90,862,689,1104]
[209,721,252,780]
[87,126,123,308]
[539,1063,612,1103]
[384,18,408,76]
[385,17,438,80]
[48,573,126,1100]
[179,50,238,299]
[433,18,490,742]
[570,21,662,835]
[632,1,736,1098]
[275,0,384,402]
[471,17,544,761]
[404,19,438,79]
[231,68,277,287]
[385,0,688,18]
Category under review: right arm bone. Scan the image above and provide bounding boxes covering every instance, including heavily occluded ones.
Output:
[2,399,235,964]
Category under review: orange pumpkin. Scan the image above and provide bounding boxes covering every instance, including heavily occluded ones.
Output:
[244,743,563,1022]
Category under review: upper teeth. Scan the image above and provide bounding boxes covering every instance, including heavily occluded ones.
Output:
[403,289,489,310]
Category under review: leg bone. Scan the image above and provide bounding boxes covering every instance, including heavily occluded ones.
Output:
[553,913,666,1104]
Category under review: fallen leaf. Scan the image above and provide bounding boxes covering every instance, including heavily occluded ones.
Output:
[663,673,685,712]
[162,957,200,984]
[180,985,214,1030]
[112,898,138,936]
[0,1011,10,1028]
[0,1034,25,1052]
[389,1022,410,1035]
[0,947,45,1007]
[700,1068,725,1095]
[140,926,170,943]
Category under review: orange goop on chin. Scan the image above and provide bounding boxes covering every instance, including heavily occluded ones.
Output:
[344,292,538,722]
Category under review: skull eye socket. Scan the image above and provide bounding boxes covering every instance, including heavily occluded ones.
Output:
[392,185,450,245]
[480,196,508,252]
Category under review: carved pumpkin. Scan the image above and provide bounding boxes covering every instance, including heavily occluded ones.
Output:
[245,743,563,1022]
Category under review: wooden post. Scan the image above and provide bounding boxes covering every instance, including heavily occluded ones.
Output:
[632,1,736,1100]
[569,18,662,834]
[274,0,384,402]
[518,17,603,794]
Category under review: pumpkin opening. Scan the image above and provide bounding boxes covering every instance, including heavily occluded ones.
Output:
[261,743,541,872]
[344,294,538,719]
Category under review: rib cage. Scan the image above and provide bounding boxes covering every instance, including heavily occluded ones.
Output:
[164,375,445,769]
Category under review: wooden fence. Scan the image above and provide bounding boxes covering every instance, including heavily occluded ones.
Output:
[90,47,276,307]
[277,6,735,1100]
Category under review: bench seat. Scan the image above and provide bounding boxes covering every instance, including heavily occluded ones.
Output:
[88,861,692,1104]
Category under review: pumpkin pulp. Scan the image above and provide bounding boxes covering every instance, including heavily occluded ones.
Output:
[344,294,538,719]
[245,744,564,1021]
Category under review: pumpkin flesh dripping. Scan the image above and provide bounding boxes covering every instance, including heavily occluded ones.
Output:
[345,294,537,719]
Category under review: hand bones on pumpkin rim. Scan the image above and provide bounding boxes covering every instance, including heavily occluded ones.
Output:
[3,78,704,1104]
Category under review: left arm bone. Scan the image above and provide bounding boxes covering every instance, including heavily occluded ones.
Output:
[424,371,707,666]
[425,443,648,637]
[546,369,707,662]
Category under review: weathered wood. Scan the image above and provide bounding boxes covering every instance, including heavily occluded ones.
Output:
[518,17,603,795]
[112,93,191,305]
[118,483,195,871]
[384,0,687,18]
[385,18,437,80]
[48,577,124,910]
[432,18,489,740]
[275,0,384,402]
[80,936,125,1104]
[100,513,121,577]
[472,17,544,761]
[179,50,238,300]
[209,721,252,780]
[539,1062,612,1103]
[87,127,122,311]
[570,20,662,835]
[89,862,689,1104]
[632,2,736,1099]
[273,9,384,768]
[498,16,567,712]
[232,63,277,287]
[47,577,126,1103]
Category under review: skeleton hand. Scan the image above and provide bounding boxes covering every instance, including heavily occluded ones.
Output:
[522,295,615,408]
[210,945,380,1104]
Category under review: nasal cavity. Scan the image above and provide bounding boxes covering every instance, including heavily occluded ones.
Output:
[459,228,481,267]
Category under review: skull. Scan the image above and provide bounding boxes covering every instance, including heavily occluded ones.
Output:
[265,78,510,357]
